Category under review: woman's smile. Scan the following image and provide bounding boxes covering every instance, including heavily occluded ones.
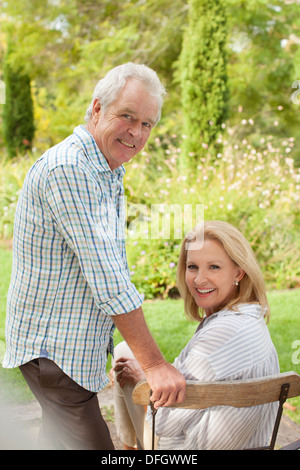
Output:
[195,287,216,297]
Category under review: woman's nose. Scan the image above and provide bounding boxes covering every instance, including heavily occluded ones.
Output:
[194,270,207,285]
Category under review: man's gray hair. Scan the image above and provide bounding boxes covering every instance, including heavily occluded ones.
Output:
[84,62,166,124]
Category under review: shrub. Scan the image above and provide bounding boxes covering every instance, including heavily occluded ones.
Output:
[125,122,300,296]
[0,120,299,297]
[0,154,36,239]
[178,0,228,166]
[2,43,35,158]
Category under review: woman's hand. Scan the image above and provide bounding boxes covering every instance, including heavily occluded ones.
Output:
[113,356,146,388]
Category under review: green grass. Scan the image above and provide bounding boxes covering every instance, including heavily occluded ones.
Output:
[0,243,35,403]
[1,245,299,424]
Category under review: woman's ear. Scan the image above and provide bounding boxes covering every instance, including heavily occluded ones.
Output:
[236,267,245,283]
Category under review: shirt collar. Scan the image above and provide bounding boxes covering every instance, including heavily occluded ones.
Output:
[203,303,264,324]
[73,125,126,179]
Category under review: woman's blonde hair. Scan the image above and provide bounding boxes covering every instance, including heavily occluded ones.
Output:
[176,220,270,322]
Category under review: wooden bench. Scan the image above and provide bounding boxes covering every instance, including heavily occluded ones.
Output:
[132,371,300,450]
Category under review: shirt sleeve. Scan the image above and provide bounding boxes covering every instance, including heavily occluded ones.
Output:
[44,164,143,315]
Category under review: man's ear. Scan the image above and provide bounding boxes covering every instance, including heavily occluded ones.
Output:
[92,98,102,123]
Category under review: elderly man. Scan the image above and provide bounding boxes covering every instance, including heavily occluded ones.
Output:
[3,63,186,450]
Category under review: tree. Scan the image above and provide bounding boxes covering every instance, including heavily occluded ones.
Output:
[179,0,228,167]
[225,0,300,167]
[3,43,35,158]
[0,0,188,150]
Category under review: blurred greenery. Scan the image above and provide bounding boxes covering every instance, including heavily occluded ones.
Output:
[0,0,300,426]
[1,0,300,162]
[179,0,229,165]
[0,2,299,295]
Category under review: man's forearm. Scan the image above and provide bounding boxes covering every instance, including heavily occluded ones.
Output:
[112,307,186,408]
[112,307,165,370]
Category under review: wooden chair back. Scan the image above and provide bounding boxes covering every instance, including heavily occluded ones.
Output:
[132,371,300,450]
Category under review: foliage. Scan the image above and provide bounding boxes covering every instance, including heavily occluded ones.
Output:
[225,0,300,166]
[124,119,300,297]
[0,0,188,152]
[1,0,300,166]
[0,0,299,297]
[0,117,299,297]
[178,0,229,166]
[0,115,299,292]
[0,154,36,239]
[2,42,35,158]
[0,0,299,430]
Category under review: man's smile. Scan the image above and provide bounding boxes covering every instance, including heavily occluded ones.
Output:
[117,138,135,148]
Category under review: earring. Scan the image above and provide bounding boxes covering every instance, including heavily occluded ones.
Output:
[234,280,239,286]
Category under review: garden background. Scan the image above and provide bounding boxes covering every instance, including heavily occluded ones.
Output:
[0,0,300,426]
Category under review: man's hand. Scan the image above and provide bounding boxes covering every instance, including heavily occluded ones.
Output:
[113,356,186,409]
[143,361,186,409]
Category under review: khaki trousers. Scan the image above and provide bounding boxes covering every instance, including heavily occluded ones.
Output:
[113,341,158,450]
[19,358,114,450]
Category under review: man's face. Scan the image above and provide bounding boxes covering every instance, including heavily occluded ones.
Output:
[90,78,159,170]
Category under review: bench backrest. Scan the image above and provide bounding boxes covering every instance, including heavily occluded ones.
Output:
[132,371,300,409]
[132,371,300,450]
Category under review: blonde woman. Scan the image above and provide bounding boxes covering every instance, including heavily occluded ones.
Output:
[112,221,279,450]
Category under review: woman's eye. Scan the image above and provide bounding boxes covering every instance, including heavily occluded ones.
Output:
[187,264,197,270]
[210,265,220,270]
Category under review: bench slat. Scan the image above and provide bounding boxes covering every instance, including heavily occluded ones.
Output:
[132,371,300,409]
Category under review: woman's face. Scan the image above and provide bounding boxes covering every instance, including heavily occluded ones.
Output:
[185,239,244,317]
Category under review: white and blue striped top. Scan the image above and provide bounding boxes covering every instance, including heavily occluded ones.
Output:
[3,125,143,391]
[147,303,280,450]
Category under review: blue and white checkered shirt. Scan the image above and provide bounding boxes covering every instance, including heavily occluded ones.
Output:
[3,125,143,391]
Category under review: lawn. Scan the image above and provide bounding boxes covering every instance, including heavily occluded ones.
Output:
[1,245,299,424]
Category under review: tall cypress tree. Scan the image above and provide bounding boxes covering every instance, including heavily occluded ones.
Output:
[2,43,35,158]
[179,0,228,167]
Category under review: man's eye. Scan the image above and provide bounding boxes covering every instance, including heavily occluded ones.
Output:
[143,122,151,128]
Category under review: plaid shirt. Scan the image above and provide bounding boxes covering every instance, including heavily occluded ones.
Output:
[3,125,143,391]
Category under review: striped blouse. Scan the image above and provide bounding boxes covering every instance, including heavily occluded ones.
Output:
[3,125,143,391]
[147,303,280,450]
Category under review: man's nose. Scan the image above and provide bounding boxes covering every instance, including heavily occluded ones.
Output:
[128,121,142,138]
